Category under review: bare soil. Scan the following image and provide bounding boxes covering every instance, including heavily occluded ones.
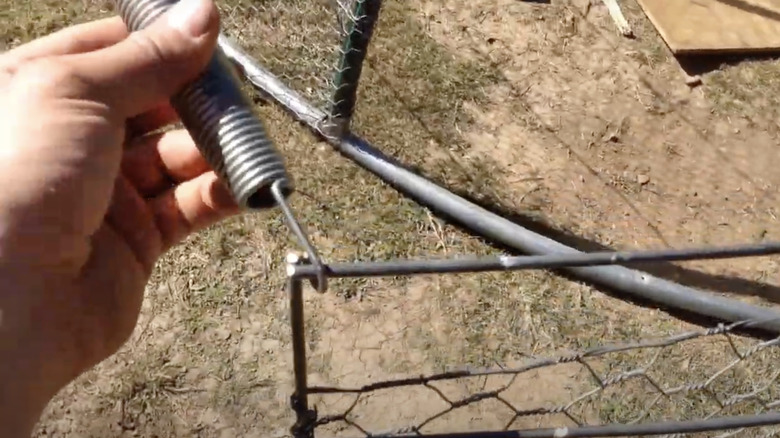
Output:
[420,0,780,294]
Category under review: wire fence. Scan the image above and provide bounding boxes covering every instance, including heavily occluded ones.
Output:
[279,248,780,437]
[213,1,780,437]
[304,318,780,437]
[217,0,343,106]
[280,252,780,437]
[217,0,375,138]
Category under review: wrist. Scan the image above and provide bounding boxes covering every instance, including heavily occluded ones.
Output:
[0,275,78,437]
[0,351,58,437]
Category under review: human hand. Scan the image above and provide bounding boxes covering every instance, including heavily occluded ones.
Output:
[0,0,240,434]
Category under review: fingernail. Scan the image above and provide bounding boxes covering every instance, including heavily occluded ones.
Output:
[167,0,214,37]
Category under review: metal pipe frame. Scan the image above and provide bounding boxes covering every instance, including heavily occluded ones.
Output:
[287,254,317,438]
[219,35,780,336]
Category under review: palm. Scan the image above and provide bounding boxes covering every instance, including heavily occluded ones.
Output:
[0,90,238,379]
[76,108,240,369]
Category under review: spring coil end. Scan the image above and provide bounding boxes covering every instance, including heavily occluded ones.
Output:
[240,176,294,210]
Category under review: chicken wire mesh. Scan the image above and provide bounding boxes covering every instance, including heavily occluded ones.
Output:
[303,317,780,437]
[217,0,374,138]
[276,255,780,438]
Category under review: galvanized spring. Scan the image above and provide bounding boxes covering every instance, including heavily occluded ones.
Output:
[114,0,292,209]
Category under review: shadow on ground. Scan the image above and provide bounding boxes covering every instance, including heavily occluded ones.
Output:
[678,53,780,77]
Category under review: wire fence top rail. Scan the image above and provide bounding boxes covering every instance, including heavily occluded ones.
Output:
[287,241,780,279]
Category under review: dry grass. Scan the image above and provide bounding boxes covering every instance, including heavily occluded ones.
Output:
[2,0,780,436]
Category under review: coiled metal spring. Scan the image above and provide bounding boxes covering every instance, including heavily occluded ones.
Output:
[114,0,292,209]
[114,0,327,292]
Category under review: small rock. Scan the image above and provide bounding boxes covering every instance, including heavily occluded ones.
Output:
[637,174,650,185]
[685,75,702,87]
[214,328,231,341]
[262,339,281,351]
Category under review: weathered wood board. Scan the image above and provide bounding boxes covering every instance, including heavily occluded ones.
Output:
[636,0,780,54]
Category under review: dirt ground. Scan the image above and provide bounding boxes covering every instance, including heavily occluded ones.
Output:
[3,0,780,436]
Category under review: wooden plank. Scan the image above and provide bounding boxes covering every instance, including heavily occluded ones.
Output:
[636,0,780,54]
[602,0,634,37]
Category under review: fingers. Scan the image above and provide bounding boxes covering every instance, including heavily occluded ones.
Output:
[122,129,210,196]
[123,128,240,252]
[65,0,220,118]
[126,103,180,139]
[0,17,129,73]
[105,176,163,272]
[149,171,240,251]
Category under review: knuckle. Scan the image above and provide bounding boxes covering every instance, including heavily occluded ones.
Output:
[17,58,70,83]
[127,31,170,67]
[12,58,82,94]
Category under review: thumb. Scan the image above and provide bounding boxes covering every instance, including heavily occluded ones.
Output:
[67,0,220,118]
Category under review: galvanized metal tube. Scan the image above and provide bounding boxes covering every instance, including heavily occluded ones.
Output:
[286,259,316,438]
[288,274,309,413]
[328,0,382,137]
[114,0,292,209]
[219,40,780,336]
